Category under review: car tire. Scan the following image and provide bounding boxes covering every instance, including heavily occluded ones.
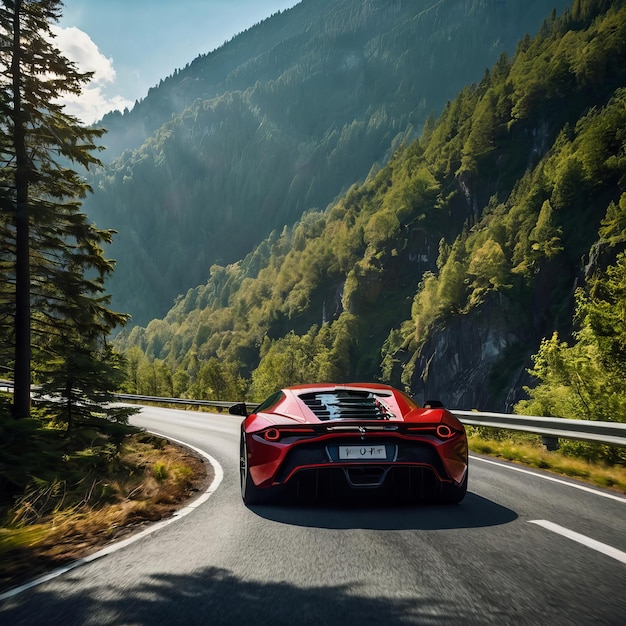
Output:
[240,434,274,505]
[439,469,468,504]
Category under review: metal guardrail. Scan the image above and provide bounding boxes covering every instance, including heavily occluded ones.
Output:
[112,392,626,448]
[3,381,625,447]
[114,393,236,410]
[451,410,626,447]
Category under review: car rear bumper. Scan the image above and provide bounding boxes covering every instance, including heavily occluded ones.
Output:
[247,432,467,496]
[284,465,454,502]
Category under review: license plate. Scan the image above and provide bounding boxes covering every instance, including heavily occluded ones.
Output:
[339,445,386,460]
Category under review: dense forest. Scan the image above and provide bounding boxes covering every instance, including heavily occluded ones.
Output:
[1,1,138,518]
[115,0,626,456]
[83,0,571,326]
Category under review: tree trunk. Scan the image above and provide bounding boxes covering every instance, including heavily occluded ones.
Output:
[12,0,31,419]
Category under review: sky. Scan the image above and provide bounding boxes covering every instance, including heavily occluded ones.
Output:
[55,0,301,124]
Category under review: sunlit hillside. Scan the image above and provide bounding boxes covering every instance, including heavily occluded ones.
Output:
[83,0,570,326]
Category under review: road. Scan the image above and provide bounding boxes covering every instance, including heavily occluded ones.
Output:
[1,405,625,625]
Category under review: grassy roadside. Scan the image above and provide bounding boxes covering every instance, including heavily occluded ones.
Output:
[0,433,210,594]
[467,430,626,493]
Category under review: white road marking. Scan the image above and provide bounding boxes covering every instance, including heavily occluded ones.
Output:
[470,455,626,503]
[530,519,626,564]
[0,432,223,602]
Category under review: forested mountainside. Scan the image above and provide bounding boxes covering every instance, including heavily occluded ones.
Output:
[115,0,626,413]
[84,0,570,326]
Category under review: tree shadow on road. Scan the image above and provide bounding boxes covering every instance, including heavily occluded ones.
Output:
[1,564,483,625]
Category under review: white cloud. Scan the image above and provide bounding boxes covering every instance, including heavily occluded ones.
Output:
[50,25,133,124]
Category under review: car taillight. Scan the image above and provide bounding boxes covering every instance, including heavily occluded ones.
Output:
[260,427,317,442]
[264,428,281,441]
[436,424,455,439]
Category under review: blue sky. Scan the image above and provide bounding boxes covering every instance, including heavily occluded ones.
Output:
[56,0,300,123]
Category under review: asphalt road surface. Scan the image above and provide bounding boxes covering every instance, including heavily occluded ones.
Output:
[1,405,624,625]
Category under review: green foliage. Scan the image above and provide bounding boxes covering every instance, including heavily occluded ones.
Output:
[528,200,563,261]
[581,253,626,374]
[516,239,626,464]
[599,194,626,248]
[516,329,626,465]
[191,357,246,402]
[0,2,138,511]
[468,239,509,293]
[0,0,132,423]
[152,462,169,482]
[363,210,400,250]
[250,320,356,401]
[35,343,135,433]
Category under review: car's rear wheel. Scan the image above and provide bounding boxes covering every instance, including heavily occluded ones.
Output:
[240,434,275,505]
[439,469,468,504]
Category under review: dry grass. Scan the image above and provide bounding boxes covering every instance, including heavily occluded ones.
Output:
[0,434,210,594]
[468,434,626,493]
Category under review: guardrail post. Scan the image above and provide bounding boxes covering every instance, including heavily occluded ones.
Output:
[541,435,559,451]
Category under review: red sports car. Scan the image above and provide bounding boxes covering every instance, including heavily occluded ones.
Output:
[229,383,468,505]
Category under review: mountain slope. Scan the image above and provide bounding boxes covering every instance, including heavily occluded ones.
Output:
[115,0,626,412]
[85,0,570,326]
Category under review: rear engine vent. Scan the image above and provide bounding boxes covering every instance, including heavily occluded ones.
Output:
[299,390,395,421]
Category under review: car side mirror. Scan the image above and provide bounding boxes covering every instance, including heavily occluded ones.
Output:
[424,399,444,409]
[229,402,248,417]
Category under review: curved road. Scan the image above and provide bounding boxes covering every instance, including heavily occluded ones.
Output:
[1,405,624,625]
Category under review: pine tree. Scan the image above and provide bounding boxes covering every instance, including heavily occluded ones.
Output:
[0,0,129,420]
